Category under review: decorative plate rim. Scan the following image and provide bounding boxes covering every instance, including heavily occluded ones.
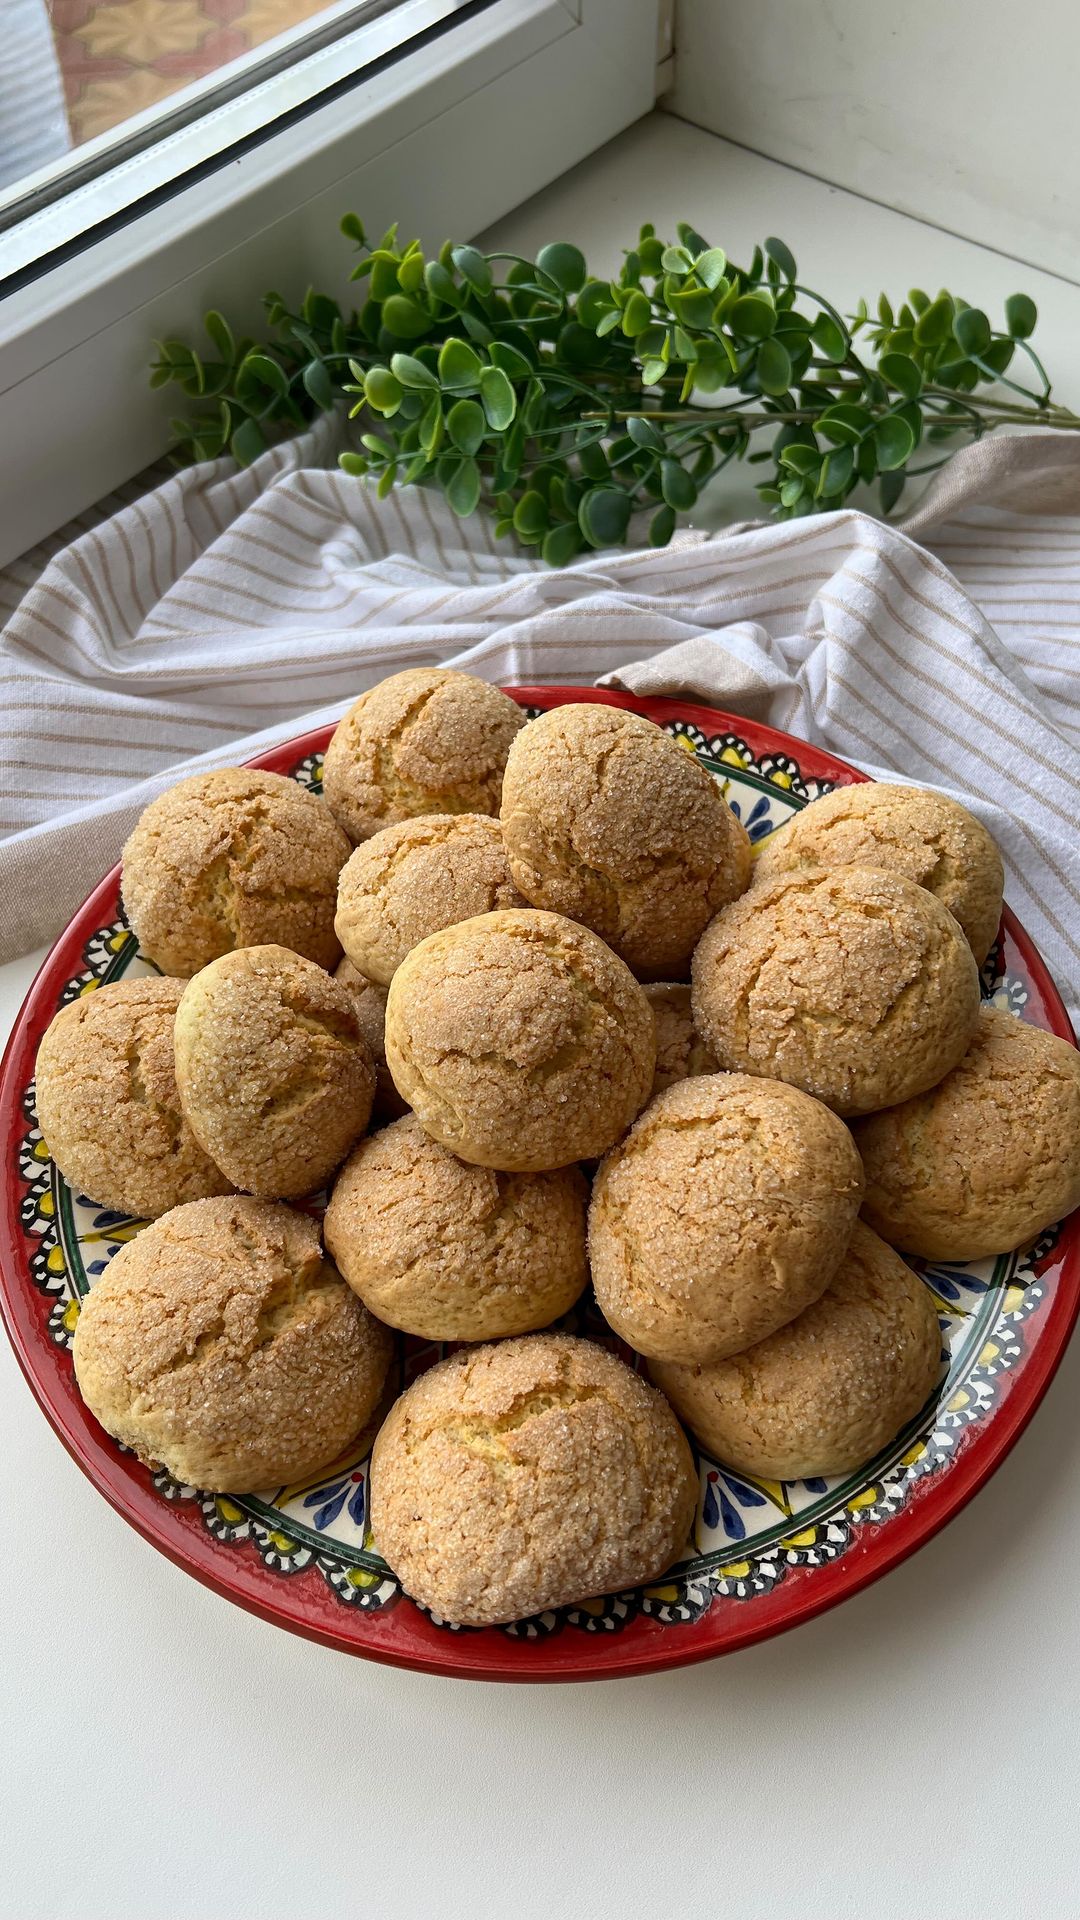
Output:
[1,688,1077,1683]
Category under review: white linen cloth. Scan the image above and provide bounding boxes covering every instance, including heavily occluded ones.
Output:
[1,419,1078,1017]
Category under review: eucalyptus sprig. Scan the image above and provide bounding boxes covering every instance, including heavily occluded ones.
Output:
[153,216,1079,560]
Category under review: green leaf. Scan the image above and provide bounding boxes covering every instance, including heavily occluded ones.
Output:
[397,249,426,296]
[578,486,633,549]
[424,260,459,305]
[340,213,366,245]
[660,245,693,275]
[648,504,676,547]
[390,352,438,391]
[621,290,653,335]
[875,414,916,470]
[908,288,930,315]
[451,245,493,296]
[488,340,534,379]
[419,397,444,457]
[810,312,849,362]
[778,443,821,476]
[301,360,335,410]
[513,490,549,543]
[729,295,777,340]
[446,398,485,455]
[1005,292,1037,340]
[377,462,398,500]
[382,294,430,340]
[363,366,403,414]
[677,222,708,255]
[445,455,481,517]
[913,294,954,346]
[204,310,235,360]
[779,477,805,508]
[576,280,616,328]
[627,415,664,450]
[879,468,905,513]
[756,336,792,396]
[695,246,728,289]
[542,521,582,567]
[818,403,871,446]
[660,459,698,511]
[878,351,922,399]
[437,337,483,390]
[231,417,267,466]
[536,242,586,294]
[595,308,622,337]
[818,445,854,496]
[953,306,991,356]
[670,288,715,328]
[577,436,609,481]
[980,337,1016,376]
[763,236,797,282]
[241,352,288,397]
[338,451,368,477]
[479,365,516,430]
[640,357,667,386]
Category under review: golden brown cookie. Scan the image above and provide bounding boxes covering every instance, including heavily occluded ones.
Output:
[500,703,752,976]
[325,1115,587,1341]
[322,668,525,844]
[335,813,526,986]
[644,982,718,1097]
[73,1197,392,1491]
[589,1075,863,1363]
[384,909,655,1170]
[333,958,409,1120]
[369,1332,697,1624]
[121,768,349,976]
[652,1223,941,1480]
[174,946,375,1198]
[692,865,981,1116]
[34,978,232,1219]
[754,781,1004,964]
[853,1006,1080,1259]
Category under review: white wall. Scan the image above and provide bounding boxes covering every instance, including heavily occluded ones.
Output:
[667,0,1080,283]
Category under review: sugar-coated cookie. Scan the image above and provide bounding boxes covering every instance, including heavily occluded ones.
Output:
[73,1197,392,1491]
[652,1223,941,1480]
[323,669,525,844]
[370,1333,697,1624]
[325,1115,587,1341]
[335,812,525,985]
[589,1074,863,1363]
[500,704,752,976]
[174,946,375,1197]
[854,1007,1080,1258]
[754,781,1003,965]
[692,865,981,1116]
[121,768,348,976]
[384,909,655,1170]
[35,978,232,1219]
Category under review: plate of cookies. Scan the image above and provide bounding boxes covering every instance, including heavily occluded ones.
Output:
[2,677,1078,1681]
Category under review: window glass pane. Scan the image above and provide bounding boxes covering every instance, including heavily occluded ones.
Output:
[0,0,476,275]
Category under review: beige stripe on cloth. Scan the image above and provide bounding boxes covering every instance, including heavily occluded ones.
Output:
[1,421,1078,1020]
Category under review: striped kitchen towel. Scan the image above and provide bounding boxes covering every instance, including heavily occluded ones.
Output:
[1,422,1078,1017]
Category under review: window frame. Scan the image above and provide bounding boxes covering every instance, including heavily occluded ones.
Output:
[0,0,659,566]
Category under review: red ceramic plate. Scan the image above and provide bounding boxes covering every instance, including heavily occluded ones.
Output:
[1,688,1076,1682]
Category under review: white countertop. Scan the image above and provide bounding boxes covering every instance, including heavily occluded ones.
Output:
[5,112,1080,1920]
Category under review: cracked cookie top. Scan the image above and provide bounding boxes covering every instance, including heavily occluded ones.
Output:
[34,977,233,1220]
[691,864,981,1116]
[383,908,656,1171]
[325,1114,587,1343]
[121,767,349,976]
[322,668,525,845]
[335,812,526,986]
[499,703,752,976]
[854,1006,1080,1259]
[72,1196,391,1491]
[753,780,1003,965]
[174,945,376,1199]
[652,1222,942,1481]
[369,1332,697,1625]
[589,1073,864,1364]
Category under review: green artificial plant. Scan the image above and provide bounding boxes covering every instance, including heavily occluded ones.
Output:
[154,217,1079,561]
